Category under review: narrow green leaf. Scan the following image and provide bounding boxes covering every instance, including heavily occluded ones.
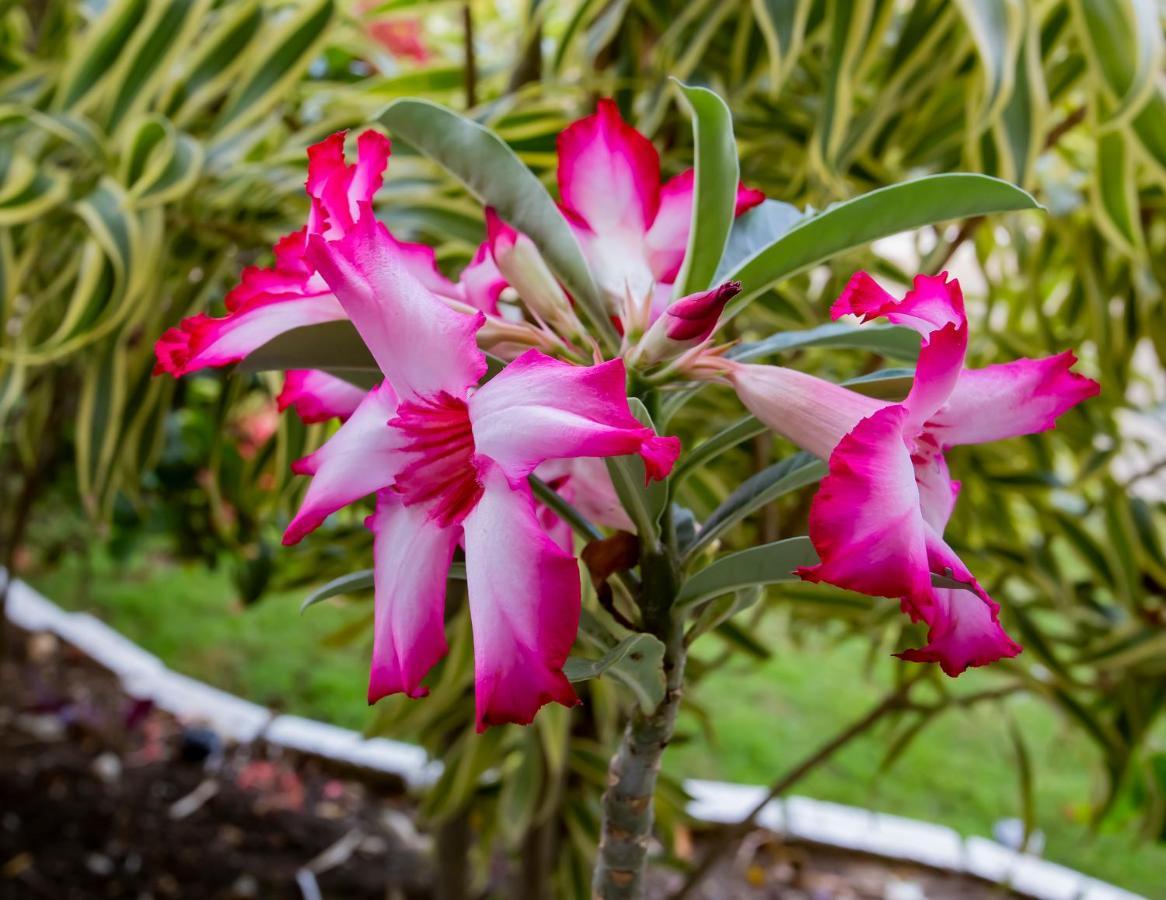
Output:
[377,98,616,348]
[55,0,150,110]
[671,80,739,296]
[215,0,334,140]
[730,321,920,363]
[677,537,818,609]
[564,633,666,714]
[300,569,374,613]
[953,0,1024,129]
[238,320,378,374]
[750,0,812,93]
[714,199,803,283]
[724,174,1040,316]
[1093,125,1144,256]
[685,452,827,560]
[672,415,768,484]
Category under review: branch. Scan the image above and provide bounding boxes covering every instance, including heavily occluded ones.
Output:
[671,680,917,899]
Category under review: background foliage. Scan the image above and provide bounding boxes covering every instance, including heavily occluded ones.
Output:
[3,0,1166,897]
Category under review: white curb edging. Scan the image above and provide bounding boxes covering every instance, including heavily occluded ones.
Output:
[4,578,1146,900]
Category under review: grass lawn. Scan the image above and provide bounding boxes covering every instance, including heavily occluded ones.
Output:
[27,551,1166,897]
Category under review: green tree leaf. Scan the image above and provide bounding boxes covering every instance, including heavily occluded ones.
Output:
[671,80,739,296]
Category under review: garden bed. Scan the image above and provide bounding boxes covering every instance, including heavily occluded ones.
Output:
[2,619,1027,899]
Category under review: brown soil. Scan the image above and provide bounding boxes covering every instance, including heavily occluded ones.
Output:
[1,623,1011,899]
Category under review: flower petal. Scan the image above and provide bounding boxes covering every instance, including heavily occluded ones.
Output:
[306,130,391,238]
[798,406,933,601]
[456,241,507,315]
[305,210,486,400]
[278,370,369,423]
[726,362,889,461]
[833,272,969,428]
[463,465,580,730]
[469,350,679,481]
[283,382,403,544]
[366,492,458,702]
[153,296,343,377]
[644,169,694,283]
[557,98,660,236]
[832,271,966,337]
[925,351,1099,447]
[735,184,766,215]
[897,534,1022,676]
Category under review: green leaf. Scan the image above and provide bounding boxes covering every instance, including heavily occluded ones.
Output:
[714,199,804,283]
[723,174,1040,315]
[105,0,209,131]
[671,80,739,296]
[238,320,378,375]
[1071,0,1163,127]
[672,415,768,484]
[1093,125,1144,256]
[953,0,1024,129]
[730,321,920,363]
[564,633,666,714]
[300,569,374,613]
[168,0,262,123]
[677,537,818,609]
[215,0,334,140]
[685,452,827,560]
[377,98,616,348]
[55,0,150,110]
[750,0,812,93]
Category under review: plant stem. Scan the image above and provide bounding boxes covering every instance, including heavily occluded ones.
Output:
[593,548,684,899]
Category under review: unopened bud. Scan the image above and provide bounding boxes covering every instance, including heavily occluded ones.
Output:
[630,281,741,367]
[486,208,584,341]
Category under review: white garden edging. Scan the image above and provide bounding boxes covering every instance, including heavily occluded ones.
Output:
[3,579,1145,900]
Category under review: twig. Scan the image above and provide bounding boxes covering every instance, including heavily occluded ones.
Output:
[671,681,916,899]
[462,3,477,110]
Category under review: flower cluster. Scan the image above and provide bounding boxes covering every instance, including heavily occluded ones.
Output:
[157,99,1098,727]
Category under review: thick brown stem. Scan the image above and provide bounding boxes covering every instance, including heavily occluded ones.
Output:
[461,4,477,109]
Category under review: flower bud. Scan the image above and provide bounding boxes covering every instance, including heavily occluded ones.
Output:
[630,281,740,366]
[486,208,584,340]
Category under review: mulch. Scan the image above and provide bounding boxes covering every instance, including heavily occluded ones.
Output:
[1,623,1010,899]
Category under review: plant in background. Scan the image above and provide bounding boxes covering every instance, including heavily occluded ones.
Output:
[158,84,1097,897]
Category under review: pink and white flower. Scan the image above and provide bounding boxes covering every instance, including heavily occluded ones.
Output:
[555,99,763,318]
[721,272,1098,676]
[154,131,504,377]
[285,207,680,729]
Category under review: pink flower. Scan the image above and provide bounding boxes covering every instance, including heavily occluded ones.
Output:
[556,99,764,316]
[154,131,502,377]
[286,207,680,729]
[723,272,1098,676]
[277,370,368,423]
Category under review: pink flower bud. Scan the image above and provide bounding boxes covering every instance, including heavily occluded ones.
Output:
[664,281,742,343]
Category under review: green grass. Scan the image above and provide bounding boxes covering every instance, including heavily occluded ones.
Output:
[28,552,1166,896]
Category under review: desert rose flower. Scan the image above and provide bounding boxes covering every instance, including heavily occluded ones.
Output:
[154,131,504,377]
[556,99,763,318]
[284,206,680,729]
[720,272,1098,676]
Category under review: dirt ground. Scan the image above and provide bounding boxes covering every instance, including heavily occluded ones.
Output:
[0,624,1009,899]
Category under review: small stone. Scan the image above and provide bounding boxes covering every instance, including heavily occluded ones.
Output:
[14,713,66,742]
[178,727,221,764]
[85,853,115,877]
[91,752,122,784]
[228,874,259,898]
